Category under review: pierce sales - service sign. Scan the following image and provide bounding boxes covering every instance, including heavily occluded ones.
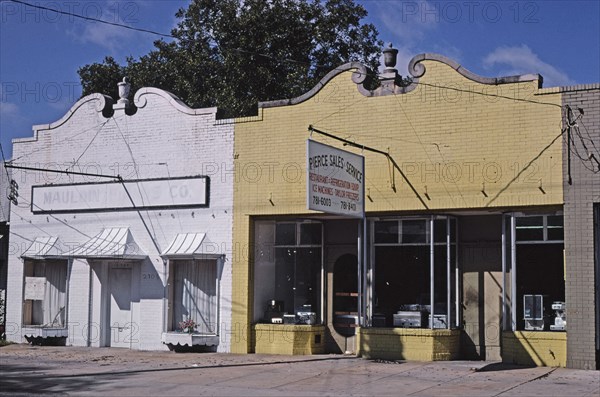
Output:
[307,139,364,217]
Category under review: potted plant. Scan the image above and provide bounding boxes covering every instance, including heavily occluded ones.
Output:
[179,318,197,334]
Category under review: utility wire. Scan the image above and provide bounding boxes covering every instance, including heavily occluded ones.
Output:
[4,0,379,81]
[390,94,463,207]
[112,117,164,251]
[10,115,124,163]
[414,81,564,109]
[308,125,429,209]
[66,120,110,172]
[4,0,173,38]
[6,0,577,114]
[0,142,11,181]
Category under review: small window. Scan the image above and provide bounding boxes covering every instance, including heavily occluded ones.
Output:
[516,216,544,241]
[434,219,447,243]
[275,223,296,246]
[299,223,322,245]
[515,215,563,242]
[450,218,457,243]
[547,215,564,241]
[374,221,399,244]
[401,220,428,244]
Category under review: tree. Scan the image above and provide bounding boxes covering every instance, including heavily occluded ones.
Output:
[78,0,382,117]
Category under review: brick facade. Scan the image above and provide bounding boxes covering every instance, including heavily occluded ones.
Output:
[561,85,600,370]
[5,88,234,351]
[231,54,565,358]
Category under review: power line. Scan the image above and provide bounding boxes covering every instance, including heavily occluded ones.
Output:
[390,93,464,208]
[4,0,379,80]
[7,0,581,112]
[112,116,164,252]
[4,164,121,180]
[5,0,173,38]
[10,116,120,163]
[0,142,11,181]
[66,120,110,172]
[308,125,430,210]
[414,81,564,109]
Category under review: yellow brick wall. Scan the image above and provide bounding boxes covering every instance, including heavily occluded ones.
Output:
[231,59,563,353]
[502,331,567,367]
[254,325,326,355]
[357,327,461,361]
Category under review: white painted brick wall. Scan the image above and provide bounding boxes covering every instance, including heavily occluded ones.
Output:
[0,163,9,223]
[6,89,234,352]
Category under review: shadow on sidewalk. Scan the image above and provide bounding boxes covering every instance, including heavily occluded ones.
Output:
[475,362,537,372]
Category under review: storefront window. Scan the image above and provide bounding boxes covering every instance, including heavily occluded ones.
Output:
[372,217,457,329]
[22,260,68,328]
[504,213,565,332]
[168,260,217,334]
[254,221,322,324]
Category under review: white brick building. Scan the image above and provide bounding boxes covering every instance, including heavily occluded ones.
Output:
[5,81,234,352]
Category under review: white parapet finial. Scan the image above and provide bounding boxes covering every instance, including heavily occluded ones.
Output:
[117,77,131,105]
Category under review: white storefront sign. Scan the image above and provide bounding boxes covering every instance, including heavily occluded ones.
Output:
[31,176,208,213]
[24,277,46,300]
[307,139,364,217]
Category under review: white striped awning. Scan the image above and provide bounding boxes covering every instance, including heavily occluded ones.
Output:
[62,228,146,259]
[161,233,222,259]
[21,236,64,259]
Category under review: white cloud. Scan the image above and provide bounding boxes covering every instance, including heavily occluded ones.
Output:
[483,45,574,87]
[68,22,137,53]
[372,0,439,44]
[65,3,142,53]
[431,44,462,64]
[0,101,19,118]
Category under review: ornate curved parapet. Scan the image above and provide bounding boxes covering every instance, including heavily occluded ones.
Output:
[30,93,113,134]
[259,62,374,108]
[408,53,543,86]
[258,51,546,109]
[133,87,217,116]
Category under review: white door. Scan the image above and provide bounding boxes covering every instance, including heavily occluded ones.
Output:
[108,267,132,348]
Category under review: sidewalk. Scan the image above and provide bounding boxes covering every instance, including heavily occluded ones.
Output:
[1,344,598,396]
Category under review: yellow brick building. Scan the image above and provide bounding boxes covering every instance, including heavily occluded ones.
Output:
[231,49,568,365]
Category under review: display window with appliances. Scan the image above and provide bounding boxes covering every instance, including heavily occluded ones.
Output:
[371,216,459,330]
[502,213,566,332]
[253,220,323,325]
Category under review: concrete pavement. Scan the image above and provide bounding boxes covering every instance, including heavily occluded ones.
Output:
[1,344,598,396]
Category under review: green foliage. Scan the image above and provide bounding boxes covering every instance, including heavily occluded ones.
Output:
[78,0,382,117]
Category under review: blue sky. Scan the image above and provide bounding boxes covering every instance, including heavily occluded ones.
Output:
[1,0,599,159]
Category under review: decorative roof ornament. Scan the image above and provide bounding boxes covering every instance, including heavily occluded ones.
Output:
[379,43,401,90]
[382,43,399,73]
[117,77,131,105]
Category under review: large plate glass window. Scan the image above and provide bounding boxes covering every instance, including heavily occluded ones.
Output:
[253,220,323,324]
[502,213,565,332]
[372,216,458,329]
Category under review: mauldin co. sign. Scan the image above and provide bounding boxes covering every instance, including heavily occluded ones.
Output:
[307,139,364,217]
[31,176,208,213]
